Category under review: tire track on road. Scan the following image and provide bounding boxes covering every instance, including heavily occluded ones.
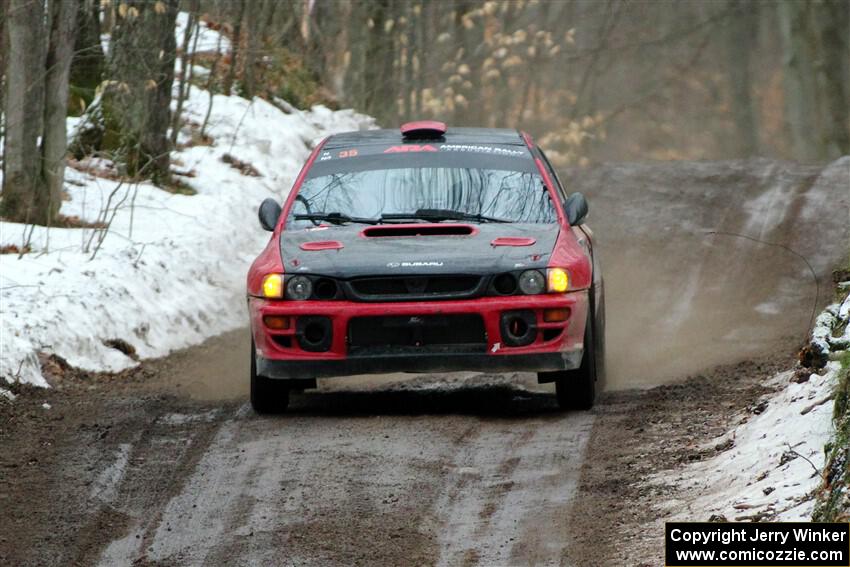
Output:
[433,412,595,567]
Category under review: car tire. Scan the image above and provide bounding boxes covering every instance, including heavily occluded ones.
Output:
[250,340,290,414]
[554,311,598,411]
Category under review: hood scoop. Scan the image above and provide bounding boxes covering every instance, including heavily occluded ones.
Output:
[300,240,344,251]
[491,236,536,247]
[361,224,476,238]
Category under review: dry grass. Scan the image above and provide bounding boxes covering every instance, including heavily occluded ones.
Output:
[0,244,31,255]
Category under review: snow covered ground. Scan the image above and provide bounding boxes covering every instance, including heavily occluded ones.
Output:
[1,83,373,388]
[175,12,233,55]
[655,288,850,521]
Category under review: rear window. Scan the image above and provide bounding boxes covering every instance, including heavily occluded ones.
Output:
[289,167,557,227]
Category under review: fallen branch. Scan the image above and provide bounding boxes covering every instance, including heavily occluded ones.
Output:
[784,443,821,478]
[735,511,773,522]
[133,243,147,268]
[800,393,835,416]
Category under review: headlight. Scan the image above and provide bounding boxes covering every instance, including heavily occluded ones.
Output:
[262,274,284,298]
[518,270,545,294]
[286,275,313,300]
[547,268,569,293]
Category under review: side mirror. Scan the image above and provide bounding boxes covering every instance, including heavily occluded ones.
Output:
[564,192,589,225]
[258,198,282,231]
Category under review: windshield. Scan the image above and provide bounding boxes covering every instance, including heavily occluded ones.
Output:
[289,167,557,227]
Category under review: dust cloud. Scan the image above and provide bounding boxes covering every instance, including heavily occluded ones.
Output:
[573,158,850,388]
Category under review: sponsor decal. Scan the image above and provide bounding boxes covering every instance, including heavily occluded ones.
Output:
[440,144,526,157]
[317,143,528,160]
[383,144,439,153]
[386,261,444,268]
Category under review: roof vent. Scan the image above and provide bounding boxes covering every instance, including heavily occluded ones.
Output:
[400,120,447,140]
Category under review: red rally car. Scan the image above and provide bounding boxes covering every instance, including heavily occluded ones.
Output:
[247,121,604,413]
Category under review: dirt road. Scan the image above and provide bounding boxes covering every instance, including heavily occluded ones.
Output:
[0,328,788,567]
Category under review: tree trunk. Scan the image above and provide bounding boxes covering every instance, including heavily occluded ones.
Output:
[201,32,224,140]
[361,0,395,123]
[0,0,7,141]
[777,0,822,162]
[42,0,79,219]
[69,0,104,111]
[413,0,424,116]
[241,0,261,98]
[141,0,177,184]
[345,0,367,111]
[810,0,850,158]
[725,0,759,157]
[223,0,245,96]
[100,0,113,33]
[2,0,47,223]
[398,3,412,121]
[318,0,350,102]
[105,0,178,184]
[171,0,199,145]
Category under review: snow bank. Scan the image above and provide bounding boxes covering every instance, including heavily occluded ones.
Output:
[100,12,230,57]
[1,87,373,387]
[175,12,232,55]
[655,291,850,521]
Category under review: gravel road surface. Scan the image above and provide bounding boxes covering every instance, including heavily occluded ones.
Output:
[0,329,789,566]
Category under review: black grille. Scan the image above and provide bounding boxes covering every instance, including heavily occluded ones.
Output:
[347,275,483,301]
[348,314,487,356]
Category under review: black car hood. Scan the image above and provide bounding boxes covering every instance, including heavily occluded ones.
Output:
[279,223,559,278]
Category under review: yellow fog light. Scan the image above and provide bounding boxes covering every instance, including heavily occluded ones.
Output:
[543,308,571,322]
[547,268,569,293]
[263,315,291,330]
[262,274,284,298]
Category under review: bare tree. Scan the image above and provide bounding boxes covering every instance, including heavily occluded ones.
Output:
[361,0,395,122]
[103,0,178,185]
[69,0,105,111]
[810,0,850,158]
[2,0,78,224]
[1,0,44,222]
[777,0,822,162]
[43,0,78,210]
[4,0,846,214]
[240,0,265,98]
[171,0,200,146]
[223,0,245,96]
[725,0,759,157]
[0,0,7,141]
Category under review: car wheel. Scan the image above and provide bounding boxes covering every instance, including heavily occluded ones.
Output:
[554,312,598,411]
[250,340,290,414]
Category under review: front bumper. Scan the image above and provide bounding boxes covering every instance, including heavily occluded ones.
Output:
[249,292,589,381]
[257,351,582,380]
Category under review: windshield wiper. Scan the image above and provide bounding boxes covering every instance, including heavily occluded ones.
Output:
[295,212,380,225]
[381,208,510,224]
